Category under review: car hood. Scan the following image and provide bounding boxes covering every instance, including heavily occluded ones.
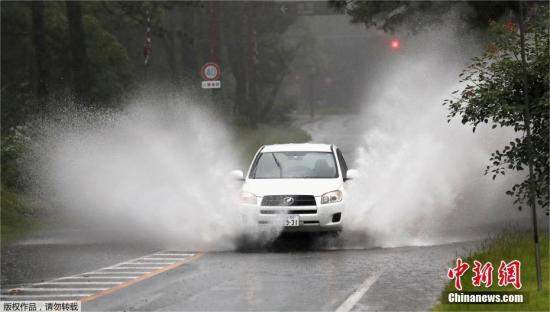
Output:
[242,178,342,197]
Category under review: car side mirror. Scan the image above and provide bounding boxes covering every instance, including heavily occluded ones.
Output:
[230,170,245,181]
[345,169,359,181]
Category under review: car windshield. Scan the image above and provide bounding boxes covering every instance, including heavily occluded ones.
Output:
[251,152,338,179]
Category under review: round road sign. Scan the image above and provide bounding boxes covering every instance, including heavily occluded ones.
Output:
[200,62,221,81]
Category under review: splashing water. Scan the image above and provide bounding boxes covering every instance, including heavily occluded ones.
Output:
[27,92,250,251]
[24,22,531,252]
[344,24,528,248]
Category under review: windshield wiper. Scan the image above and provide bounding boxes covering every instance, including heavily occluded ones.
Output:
[271,153,283,178]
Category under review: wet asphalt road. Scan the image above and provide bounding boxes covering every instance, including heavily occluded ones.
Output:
[1,114,484,311]
[0,229,159,288]
[1,230,479,311]
[83,239,479,311]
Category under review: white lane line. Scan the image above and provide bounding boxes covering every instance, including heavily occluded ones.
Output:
[0,294,93,298]
[335,273,381,312]
[111,266,163,269]
[133,259,178,262]
[4,251,195,301]
[121,261,173,265]
[126,262,176,265]
[141,257,188,261]
[86,271,151,274]
[5,288,108,292]
[35,282,124,285]
[58,276,137,280]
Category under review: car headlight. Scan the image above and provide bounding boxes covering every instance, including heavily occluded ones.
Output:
[240,191,257,205]
[321,190,342,204]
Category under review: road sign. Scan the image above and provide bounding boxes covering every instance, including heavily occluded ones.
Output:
[202,80,221,89]
[200,62,221,81]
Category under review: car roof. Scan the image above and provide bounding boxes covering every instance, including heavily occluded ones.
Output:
[261,143,333,153]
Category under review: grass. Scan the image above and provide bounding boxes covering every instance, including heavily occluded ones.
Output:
[433,230,549,311]
[0,184,41,242]
[232,122,311,168]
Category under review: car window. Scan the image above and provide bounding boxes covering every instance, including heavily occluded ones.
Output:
[251,152,338,179]
[336,148,348,180]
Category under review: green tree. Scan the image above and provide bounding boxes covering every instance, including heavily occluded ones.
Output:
[332,0,516,31]
[1,2,36,131]
[222,1,297,126]
[444,5,549,211]
[66,1,91,100]
[31,0,48,108]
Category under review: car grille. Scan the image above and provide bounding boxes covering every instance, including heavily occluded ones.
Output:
[260,209,317,215]
[261,195,316,206]
[303,221,319,225]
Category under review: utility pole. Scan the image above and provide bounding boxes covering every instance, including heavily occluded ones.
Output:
[517,1,542,291]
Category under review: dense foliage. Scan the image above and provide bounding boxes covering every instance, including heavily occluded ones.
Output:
[331,0,515,31]
[444,5,549,211]
[1,1,136,129]
[0,1,309,131]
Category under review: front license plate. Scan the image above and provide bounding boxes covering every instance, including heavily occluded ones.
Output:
[285,215,300,227]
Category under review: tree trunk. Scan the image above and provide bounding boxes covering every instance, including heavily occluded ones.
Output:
[224,2,258,127]
[177,8,198,81]
[66,1,90,102]
[31,0,48,112]
[259,76,285,119]
[163,32,179,87]
[163,9,180,88]
[225,4,246,116]
[227,42,245,115]
[243,3,258,127]
[259,43,302,119]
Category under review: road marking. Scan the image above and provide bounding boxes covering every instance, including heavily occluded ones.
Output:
[82,271,151,275]
[35,282,124,285]
[131,260,178,264]
[126,262,177,265]
[134,258,178,261]
[111,266,164,269]
[335,273,381,312]
[141,257,188,261]
[58,276,138,280]
[81,252,203,303]
[3,251,201,302]
[1,294,94,299]
[121,261,173,264]
[3,288,108,292]
[153,253,194,256]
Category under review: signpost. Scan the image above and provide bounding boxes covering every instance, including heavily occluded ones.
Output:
[201,80,221,89]
[200,62,221,89]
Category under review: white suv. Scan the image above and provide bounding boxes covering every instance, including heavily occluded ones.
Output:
[231,143,357,233]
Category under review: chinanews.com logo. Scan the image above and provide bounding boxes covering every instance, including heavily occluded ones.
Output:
[445,258,525,304]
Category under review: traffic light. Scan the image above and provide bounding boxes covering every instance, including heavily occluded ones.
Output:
[390,38,400,50]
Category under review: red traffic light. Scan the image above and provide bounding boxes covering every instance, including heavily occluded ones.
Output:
[390,38,400,50]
